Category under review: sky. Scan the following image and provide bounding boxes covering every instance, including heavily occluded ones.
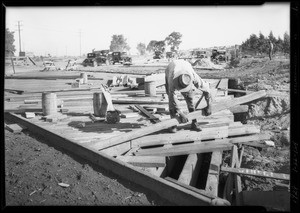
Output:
[5,3,290,56]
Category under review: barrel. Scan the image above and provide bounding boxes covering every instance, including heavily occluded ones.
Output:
[144,81,156,96]
[80,73,88,84]
[93,92,107,117]
[42,92,57,116]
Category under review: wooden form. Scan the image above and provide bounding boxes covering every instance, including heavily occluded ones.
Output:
[5,72,276,207]
[91,90,267,151]
[4,112,223,206]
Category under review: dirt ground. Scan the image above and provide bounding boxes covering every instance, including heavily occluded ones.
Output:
[3,55,291,207]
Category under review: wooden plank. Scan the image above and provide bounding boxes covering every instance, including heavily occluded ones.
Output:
[5,75,103,80]
[115,156,166,167]
[131,124,260,148]
[165,177,231,206]
[5,88,24,94]
[112,98,169,105]
[5,123,25,133]
[221,167,290,181]
[134,104,160,123]
[135,140,232,157]
[216,78,228,96]
[90,90,266,151]
[229,105,248,114]
[205,151,223,197]
[134,134,270,157]
[178,154,203,186]
[4,112,214,206]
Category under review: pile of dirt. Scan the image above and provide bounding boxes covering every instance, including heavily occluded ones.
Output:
[192,58,225,70]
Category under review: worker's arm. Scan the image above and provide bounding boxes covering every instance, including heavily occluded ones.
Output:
[192,72,212,116]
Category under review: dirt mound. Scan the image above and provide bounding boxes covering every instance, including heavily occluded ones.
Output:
[191,58,225,70]
[248,95,290,118]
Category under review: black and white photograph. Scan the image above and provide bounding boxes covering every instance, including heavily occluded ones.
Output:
[3,2,294,210]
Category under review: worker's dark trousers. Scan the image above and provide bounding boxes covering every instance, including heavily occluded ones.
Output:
[181,91,195,111]
[269,50,273,60]
[169,91,194,118]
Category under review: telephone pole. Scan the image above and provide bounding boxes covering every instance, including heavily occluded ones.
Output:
[16,21,23,56]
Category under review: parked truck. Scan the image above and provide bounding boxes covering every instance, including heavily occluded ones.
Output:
[82,50,110,67]
[111,52,132,65]
[211,49,228,64]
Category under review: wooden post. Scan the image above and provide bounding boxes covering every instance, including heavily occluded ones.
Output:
[11,57,15,74]
[42,93,57,116]
[93,92,107,117]
[80,73,88,84]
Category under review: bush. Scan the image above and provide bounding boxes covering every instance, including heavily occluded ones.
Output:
[229,50,240,68]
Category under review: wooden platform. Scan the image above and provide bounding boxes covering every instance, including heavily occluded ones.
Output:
[5,74,286,206]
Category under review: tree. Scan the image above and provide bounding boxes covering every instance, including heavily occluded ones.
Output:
[5,28,16,57]
[165,31,182,52]
[109,34,130,52]
[154,40,166,52]
[275,36,284,53]
[283,32,290,54]
[257,31,267,54]
[268,31,277,44]
[136,42,146,55]
[146,40,158,52]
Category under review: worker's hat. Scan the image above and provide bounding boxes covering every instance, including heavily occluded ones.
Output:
[173,70,194,93]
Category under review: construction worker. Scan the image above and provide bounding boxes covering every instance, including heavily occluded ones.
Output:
[165,59,212,133]
[268,40,274,60]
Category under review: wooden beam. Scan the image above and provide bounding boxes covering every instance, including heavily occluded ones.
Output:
[134,134,270,157]
[115,156,166,167]
[134,105,160,123]
[229,105,248,114]
[165,177,231,206]
[205,151,223,197]
[5,75,103,80]
[131,124,260,148]
[5,123,26,133]
[178,154,203,186]
[221,167,290,181]
[90,90,266,151]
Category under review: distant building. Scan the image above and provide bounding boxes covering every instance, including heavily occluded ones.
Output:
[25,52,35,57]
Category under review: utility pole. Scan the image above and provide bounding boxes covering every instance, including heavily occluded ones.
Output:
[16,21,23,56]
[79,29,81,57]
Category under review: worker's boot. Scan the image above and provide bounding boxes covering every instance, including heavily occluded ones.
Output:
[191,120,202,132]
[189,108,202,132]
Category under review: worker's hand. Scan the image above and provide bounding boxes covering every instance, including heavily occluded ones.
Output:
[203,104,212,116]
[203,91,211,101]
[177,111,189,123]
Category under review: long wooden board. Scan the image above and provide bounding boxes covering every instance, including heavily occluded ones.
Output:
[221,166,290,181]
[134,134,270,157]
